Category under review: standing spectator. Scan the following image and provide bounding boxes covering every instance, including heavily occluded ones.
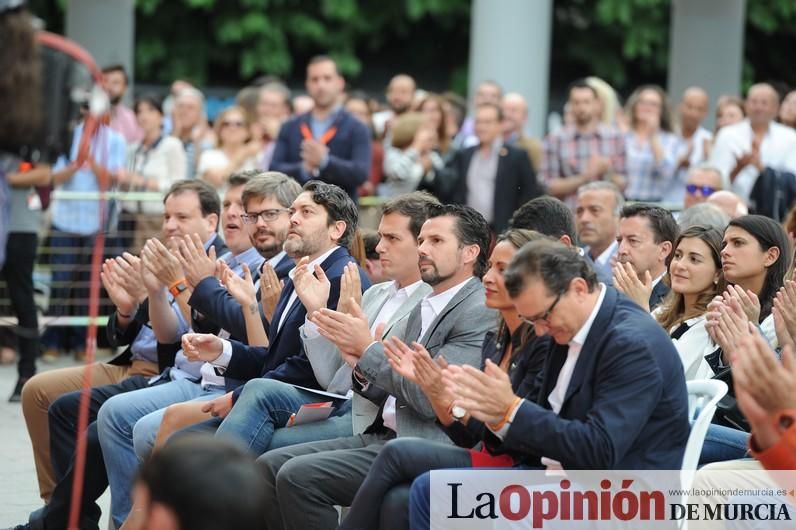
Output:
[715,95,746,131]
[541,79,626,208]
[441,91,467,149]
[254,82,291,170]
[170,87,215,179]
[122,95,188,253]
[382,113,443,198]
[445,103,542,232]
[710,83,796,202]
[197,106,260,191]
[372,74,416,139]
[345,92,383,197]
[41,111,127,361]
[624,85,680,202]
[779,89,796,129]
[270,55,371,201]
[575,181,623,282]
[102,64,143,144]
[417,93,454,160]
[501,92,542,172]
[457,80,503,148]
[586,76,624,129]
[668,87,712,204]
[3,164,51,401]
[161,79,193,134]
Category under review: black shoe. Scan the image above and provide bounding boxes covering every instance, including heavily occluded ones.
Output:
[8,377,28,403]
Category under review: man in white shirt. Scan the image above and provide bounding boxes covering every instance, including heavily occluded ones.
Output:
[709,83,796,202]
[668,86,713,204]
[256,204,496,530]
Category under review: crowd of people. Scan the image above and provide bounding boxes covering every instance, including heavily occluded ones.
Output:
[2,34,796,530]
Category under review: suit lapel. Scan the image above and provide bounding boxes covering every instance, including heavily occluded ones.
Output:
[422,278,479,351]
[268,279,294,342]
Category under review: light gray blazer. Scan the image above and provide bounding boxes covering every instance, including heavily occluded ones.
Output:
[301,280,432,434]
[357,276,497,442]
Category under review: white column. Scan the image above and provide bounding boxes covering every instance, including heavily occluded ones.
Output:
[468,0,553,137]
[667,0,746,129]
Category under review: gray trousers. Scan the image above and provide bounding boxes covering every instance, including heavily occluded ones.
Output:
[256,431,394,530]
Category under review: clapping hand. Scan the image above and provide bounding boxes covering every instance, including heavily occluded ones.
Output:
[445,360,518,426]
[176,233,217,287]
[613,262,652,311]
[293,257,330,316]
[337,263,362,316]
[258,263,283,323]
[141,238,184,287]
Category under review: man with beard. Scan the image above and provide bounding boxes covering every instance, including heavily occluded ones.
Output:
[373,74,417,139]
[270,56,371,201]
[99,181,369,526]
[542,79,626,208]
[254,204,495,530]
[102,64,143,144]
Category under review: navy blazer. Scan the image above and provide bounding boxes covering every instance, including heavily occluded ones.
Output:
[270,110,372,200]
[649,279,670,311]
[223,247,371,398]
[445,143,543,233]
[498,287,689,470]
[188,253,294,340]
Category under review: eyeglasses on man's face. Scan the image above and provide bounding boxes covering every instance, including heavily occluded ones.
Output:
[685,184,717,197]
[241,208,291,224]
[521,292,562,326]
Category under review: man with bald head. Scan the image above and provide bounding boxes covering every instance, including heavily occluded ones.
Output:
[707,190,748,219]
[668,87,712,204]
[709,82,796,201]
[373,74,416,138]
[502,92,542,171]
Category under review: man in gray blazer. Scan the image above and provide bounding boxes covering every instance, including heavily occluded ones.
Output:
[301,192,438,434]
[257,204,496,530]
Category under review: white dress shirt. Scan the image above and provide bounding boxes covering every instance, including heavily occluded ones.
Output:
[540,284,607,468]
[383,277,471,432]
[709,119,796,201]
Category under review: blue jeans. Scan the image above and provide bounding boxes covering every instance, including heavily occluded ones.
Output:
[699,423,750,466]
[96,378,223,528]
[214,378,352,455]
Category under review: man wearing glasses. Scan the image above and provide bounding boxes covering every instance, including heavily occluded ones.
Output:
[683,164,724,210]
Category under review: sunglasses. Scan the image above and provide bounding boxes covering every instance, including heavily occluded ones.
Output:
[221,120,246,128]
[685,184,717,196]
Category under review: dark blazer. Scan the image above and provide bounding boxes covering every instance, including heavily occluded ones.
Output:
[649,279,670,311]
[444,143,543,233]
[270,110,372,200]
[491,287,689,470]
[107,234,228,370]
[189,253,294,340]
[223,247,371,398]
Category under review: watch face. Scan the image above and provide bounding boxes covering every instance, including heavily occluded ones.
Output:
[452,405,467,420]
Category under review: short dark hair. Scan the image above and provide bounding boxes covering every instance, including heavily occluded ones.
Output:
[164,180,221,221]
[307,55,339,76]
[137,436,268,530]
[240,171,302,209]
[133,94,163,115]
[504,239,598,298]
[427,203,491,278]
[227,169,258,190]
[727,214,792,320]
[102,64,128,84]
[303,181,358,247]
[382,191,441,239]
[510,196,577,243]
[567,78,598,99]
[476,102,503,122]
[620,203,679,245]
[361,229,380,260]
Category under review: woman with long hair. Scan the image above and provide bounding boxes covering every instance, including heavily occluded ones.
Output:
[338,228,550,530]
[198,106,260,190]
[654,225,726,380]
[623,84,681,201]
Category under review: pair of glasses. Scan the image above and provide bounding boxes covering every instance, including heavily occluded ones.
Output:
[221,120,246,128]
[521,293,561,325]
[685,184,717,196]
[241,208,291,224]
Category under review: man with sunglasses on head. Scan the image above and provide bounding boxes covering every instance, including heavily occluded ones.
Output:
[683,164,723,210]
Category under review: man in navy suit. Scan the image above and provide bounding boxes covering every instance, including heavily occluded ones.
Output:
[614,203,679,311]
[409,239,690,528]
[270,55,371,201]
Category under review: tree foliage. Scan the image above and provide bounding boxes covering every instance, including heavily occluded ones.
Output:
[27,0,796,95]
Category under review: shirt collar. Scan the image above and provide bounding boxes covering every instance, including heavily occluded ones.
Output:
[651,272,666,289]
[267,250,287,269]
[224,245,264,269]
[203,233,218,252]
[569,283,607,349]
[593,240,618,266]
[288,246,340,281]
[392,279,425,299]
[423,277,471,318]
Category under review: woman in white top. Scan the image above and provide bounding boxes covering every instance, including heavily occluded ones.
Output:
[654,225,725,380]
[123,95,187,251]
[381,112,443,198]
[197,105,260,191]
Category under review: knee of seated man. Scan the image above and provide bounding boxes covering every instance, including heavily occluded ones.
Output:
[241,378,285,399]
[47,390,81,422]
[275,454,317,494]
[21,372,50,408]
[96,391,128,429]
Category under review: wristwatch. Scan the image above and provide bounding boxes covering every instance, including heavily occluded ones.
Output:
[451,405,467,421]
[168,280,189,298]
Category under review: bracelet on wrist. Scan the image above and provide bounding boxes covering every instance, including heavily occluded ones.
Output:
[487,396,523,432]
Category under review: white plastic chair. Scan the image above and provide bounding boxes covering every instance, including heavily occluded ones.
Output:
[679,379,728,529]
